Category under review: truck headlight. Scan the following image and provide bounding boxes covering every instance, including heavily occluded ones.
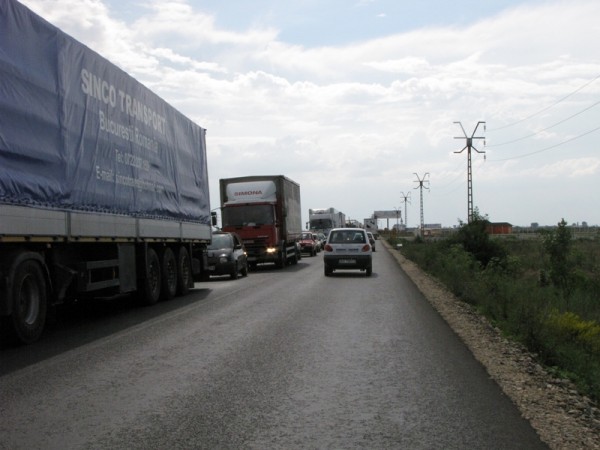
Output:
[266,247,277,254]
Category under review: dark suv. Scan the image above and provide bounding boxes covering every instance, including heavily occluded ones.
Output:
[206,232,249,279]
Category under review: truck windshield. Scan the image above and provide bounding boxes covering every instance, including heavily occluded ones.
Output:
[222,205,274,227]
[310,218,333,229]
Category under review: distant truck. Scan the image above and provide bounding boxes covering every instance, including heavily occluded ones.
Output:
[308,208,346,236]
[0,0,213,344]
[219,176,302,269]
[364,218,379,238]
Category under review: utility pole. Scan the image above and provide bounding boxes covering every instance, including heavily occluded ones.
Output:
[413,173,429,237]
[394,208,402,231]
[400,191,411,229]
[454,121,485,223]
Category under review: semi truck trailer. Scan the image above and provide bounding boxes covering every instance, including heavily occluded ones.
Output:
[219,175,302,269]
[308,208,346,236]
[0,0,213,344]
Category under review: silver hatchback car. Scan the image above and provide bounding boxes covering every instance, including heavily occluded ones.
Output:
[323,228,373,276]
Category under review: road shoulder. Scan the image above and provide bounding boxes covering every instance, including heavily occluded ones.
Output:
[381,238,600,450]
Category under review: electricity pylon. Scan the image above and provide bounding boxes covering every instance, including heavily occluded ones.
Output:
[454,121,485,223]
[413,173,429,237]
[400,191,411,228]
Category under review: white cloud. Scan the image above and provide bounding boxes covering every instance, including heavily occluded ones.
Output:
[18,0,600,226]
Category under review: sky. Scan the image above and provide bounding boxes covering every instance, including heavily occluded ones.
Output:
[19,0,600,228]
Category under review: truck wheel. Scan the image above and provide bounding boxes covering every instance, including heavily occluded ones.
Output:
[277,253,286,269]
[176,246,192,295]
[8,259,48,344]
[160,247,177,301]
[140,248,161,305]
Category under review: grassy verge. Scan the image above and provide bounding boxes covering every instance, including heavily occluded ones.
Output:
[386,223,600,403]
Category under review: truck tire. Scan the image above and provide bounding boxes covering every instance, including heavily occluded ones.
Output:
[140,248,161,305]
[160,247,177,301]
[176,246,192,296]
[8,258,48,344]
[276,251,285,269]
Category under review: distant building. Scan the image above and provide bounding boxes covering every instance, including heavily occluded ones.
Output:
[487,222,513,235]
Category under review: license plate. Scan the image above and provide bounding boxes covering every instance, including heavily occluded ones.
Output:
[339,259,355,264]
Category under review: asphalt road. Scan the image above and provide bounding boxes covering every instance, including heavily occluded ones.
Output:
[0,244,547,449]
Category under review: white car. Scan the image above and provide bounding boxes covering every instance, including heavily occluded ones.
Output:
[323,228,373,277]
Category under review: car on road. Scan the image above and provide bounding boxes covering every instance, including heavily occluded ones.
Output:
[206,231,249,279]
[367,232,376,251]
[316,232,327,249]
[323,228,373,276]
[299,231,319,256]
[312,232,322,253]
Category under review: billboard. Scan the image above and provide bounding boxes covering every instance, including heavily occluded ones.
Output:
[373,210,402,219]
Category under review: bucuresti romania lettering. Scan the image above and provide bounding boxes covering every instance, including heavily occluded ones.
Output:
[83,67,166,191]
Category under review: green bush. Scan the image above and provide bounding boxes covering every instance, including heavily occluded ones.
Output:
[395,224,600,403]
[540,310,600,397]
[451,209,507,268]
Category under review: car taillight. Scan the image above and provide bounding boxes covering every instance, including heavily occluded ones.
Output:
[361,244,371,252]
[324,244,333,252]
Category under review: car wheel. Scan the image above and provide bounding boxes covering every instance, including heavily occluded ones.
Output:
[241,260,249,277]
[230,262,239,279]
[366,266,372,277]
[324,265,333,276]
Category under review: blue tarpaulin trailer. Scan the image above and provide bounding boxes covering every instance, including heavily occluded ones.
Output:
[0,0,213,343]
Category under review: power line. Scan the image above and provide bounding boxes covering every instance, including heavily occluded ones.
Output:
[487,98,600,147]
[487,73,600,132]
[489,124,600,162]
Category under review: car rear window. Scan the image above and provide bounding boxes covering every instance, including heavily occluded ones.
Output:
[329,230,366,243]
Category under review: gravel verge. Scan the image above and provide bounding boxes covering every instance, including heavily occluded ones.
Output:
[382,240,600,450]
